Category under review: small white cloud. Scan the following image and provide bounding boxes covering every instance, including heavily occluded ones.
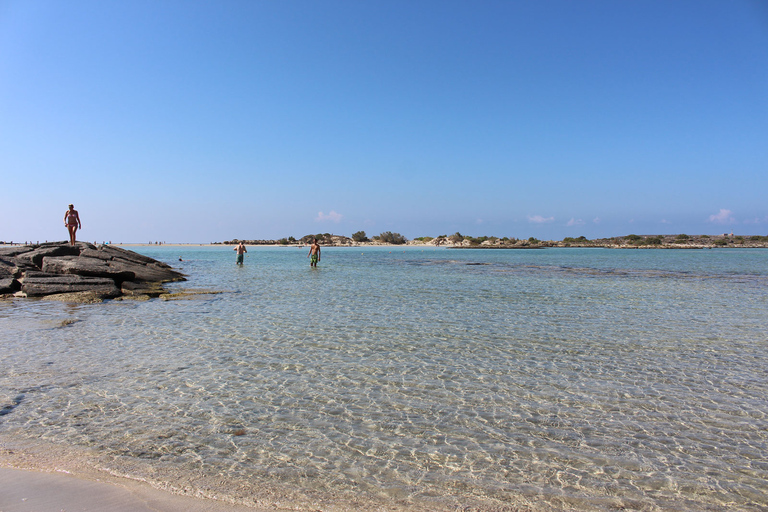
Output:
[566,218,585,227]
[527,214,555,224]
[315,210,343,223]
[660,219,671,224]
[708,209,735,225]
[593,217,601,224]
[475,218,484,225]
[744,216,768,225]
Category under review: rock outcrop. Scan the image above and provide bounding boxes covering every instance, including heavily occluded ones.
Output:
[0,242,185,301]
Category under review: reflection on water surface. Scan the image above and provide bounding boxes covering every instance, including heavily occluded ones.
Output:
[1,247,767,511]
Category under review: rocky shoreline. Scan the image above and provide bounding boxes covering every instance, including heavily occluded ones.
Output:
[0,242,185,302]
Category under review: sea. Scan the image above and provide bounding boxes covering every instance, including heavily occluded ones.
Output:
[1,246,767,511]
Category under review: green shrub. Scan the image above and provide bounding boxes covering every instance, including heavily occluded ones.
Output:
[378,231,407,244]
[302,234,331,243]
[352,231,369,242]
[676,234,690,240]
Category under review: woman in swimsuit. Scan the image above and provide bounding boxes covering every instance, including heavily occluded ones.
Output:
[64,204,81,246]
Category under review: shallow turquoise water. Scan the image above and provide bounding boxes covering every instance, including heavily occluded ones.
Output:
[1,246,767,510]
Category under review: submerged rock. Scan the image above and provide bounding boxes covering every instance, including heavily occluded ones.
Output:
[2,242,185,301]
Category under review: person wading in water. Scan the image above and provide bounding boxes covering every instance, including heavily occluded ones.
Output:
[307,238,321,267]
[234,242,247,265]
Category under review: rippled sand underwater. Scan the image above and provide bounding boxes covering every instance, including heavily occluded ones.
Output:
[1,246,767,511]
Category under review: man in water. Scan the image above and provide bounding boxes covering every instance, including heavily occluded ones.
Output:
[308,238,321,267]
[234,242,247,265]
[64,204,81,246]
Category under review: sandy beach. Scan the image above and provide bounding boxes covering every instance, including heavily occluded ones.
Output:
[0,466,273,512]
[1,438,276,511]
[0,467,276,512]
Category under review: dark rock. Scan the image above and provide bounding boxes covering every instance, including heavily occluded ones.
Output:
[108,258,184,283]
[97,245,171,267]
[15,245,81,268]
[0,246,35,258]
[0,258,17,279]
[0,278,20,294]
[41,256,135,282]
[0,257,36,279]
[79,248,112,261]
[6,241,185,300]
[21,273,121,298]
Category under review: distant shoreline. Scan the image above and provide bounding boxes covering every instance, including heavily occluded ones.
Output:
[3,233,768,250]
[214,233,768,249]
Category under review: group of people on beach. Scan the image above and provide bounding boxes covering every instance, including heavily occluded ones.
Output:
[234,238,321,267]
[64,204,322,267]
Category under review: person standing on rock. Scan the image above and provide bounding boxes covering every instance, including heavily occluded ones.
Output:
[234,242,247,265]
[64,204,81,246]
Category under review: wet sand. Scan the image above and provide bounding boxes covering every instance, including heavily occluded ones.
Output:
[0,467,274,512]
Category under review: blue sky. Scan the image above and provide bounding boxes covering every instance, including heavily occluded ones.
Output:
[2,0,767,243]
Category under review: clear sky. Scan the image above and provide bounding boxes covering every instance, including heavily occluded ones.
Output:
[2,0,767,243]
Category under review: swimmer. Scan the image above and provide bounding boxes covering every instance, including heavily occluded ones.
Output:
[64,204,81,246]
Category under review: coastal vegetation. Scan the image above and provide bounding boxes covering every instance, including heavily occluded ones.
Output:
[216,232,768,249]
[372,231,407,244]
